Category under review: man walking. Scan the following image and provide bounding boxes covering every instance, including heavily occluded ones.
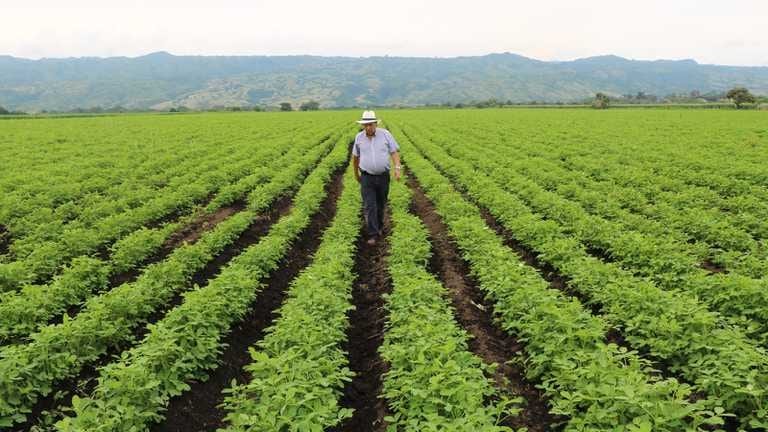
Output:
[352,110,401,245]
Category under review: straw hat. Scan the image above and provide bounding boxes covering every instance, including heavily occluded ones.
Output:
[356,110,379,124]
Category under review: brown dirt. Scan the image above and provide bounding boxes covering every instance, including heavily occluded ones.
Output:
[700,259,726,274]
[191,193,294,289]
[143,192,217,231]
[471,191,628,340]
[152,165,346,432]
[93,189,224,262]
[10,338,135,431]
[60,201,263,323]
[166,203,246,248]
[330,214,392,432]
[585,245,616,263]
[18,183,303,430]
[106,203,246,290]
[416,159,693,396]
[131,191,298,349]
[0,224,10,256]
[407,176,560,432]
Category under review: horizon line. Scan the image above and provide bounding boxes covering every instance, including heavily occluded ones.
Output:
[2,50,767,68]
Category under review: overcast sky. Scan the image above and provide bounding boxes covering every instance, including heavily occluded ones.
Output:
[3,0,767,66]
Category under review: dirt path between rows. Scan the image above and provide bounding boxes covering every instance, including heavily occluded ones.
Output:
[407,176,559,432]
[107,202,247,289]
[16,186,300,432]
[170,204,246,247]
[330,214,392,432]
[153,165,347,432]
[0,224,10,256]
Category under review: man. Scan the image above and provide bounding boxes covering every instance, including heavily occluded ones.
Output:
[352,110,401,245]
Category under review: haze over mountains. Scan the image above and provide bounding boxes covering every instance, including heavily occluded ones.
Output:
[1,52,767,111]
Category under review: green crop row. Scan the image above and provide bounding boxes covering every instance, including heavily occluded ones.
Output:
[394,109,768,241]
[0,127,207,239]
[381,174,520,431]
[547,141,768,241]
[56,135,351,431]
[0,145,265,292]
[518,161,768,278]
[0,116,344,291]
[420,126,768,343]
[0,115,309,245]
[394,129,718,431]
[430,124,766,278]
[0,131,339,427]
[6,141,242,253]
[3,138,252,261]
[0,130,332,345]
[217,164,359,431]
[396,124,768,428]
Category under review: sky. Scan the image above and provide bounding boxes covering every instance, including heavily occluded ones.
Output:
[2,0,767,66]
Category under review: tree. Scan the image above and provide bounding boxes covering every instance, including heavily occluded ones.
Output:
[592,92,610,109]
[0,106,8,115]
[726,87,756,109]
[299,100,320,111]
[279,102,293,112]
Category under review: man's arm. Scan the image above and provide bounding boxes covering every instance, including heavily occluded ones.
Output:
[391,151,401,181]
[385,130,401,181]
[352,139,361,182]
[353,155,361,183]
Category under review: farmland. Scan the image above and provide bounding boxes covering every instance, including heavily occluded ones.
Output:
[0,108,767,431]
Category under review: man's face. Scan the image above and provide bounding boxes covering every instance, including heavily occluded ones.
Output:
[364,122,377,136]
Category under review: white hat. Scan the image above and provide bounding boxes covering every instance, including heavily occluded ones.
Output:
[356,110,379,124]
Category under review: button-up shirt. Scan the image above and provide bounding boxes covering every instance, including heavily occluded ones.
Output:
[352,128,399,175]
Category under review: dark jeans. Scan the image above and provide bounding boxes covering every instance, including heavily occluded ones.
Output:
[360,171,390,237]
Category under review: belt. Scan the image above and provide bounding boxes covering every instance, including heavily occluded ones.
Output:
[361,169,388,176]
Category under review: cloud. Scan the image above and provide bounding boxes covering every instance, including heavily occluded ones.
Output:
[1,0,766,66]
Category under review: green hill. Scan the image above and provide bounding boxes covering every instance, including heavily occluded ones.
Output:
[1,52,767,111]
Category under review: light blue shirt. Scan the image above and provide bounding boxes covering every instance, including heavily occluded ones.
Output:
[352,128,400,175]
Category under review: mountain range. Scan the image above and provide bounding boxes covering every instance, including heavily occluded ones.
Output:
[1,52,767,111]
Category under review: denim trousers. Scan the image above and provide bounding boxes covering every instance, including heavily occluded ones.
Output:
[360,171,390,237]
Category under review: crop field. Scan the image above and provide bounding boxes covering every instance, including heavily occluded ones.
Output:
[0,109,767,431]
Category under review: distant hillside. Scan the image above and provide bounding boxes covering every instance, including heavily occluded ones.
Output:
[1,52,767,111]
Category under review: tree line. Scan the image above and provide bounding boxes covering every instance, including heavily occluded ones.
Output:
[590,87,761,109]
[2,90,765,115]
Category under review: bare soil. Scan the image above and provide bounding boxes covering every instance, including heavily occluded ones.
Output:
[0,224,10,256]
[152,165,346,432]
[166,203,246,248]
[330,214,392,432]
[407,176,560,432]
[18,185,299,431]
[108,202,246,290]
[700,259,726,274]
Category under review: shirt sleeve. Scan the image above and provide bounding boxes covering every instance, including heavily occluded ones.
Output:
[352,138,360,157]
[385,131,400,153]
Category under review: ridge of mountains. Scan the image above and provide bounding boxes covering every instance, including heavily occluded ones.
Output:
[1,51,767,111]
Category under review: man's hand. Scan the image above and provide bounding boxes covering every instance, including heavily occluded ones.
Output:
[391,152,402,182]
[352,155,361,183]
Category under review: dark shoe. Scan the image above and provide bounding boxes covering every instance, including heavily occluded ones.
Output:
[366,237,377,246]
